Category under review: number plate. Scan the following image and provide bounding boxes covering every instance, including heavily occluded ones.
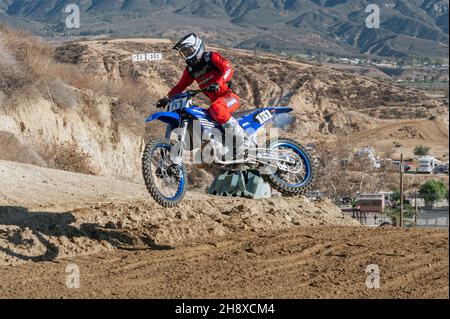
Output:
[168,97,189,112]
[255,110,273,124]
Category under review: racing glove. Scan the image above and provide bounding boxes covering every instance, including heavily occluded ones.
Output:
[156,96,169,108]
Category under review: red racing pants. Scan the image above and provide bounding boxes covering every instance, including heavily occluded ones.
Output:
[208,91,240,124]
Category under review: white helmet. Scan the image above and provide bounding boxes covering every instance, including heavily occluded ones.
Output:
[173,33,205,66]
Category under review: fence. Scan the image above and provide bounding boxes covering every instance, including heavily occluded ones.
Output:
[342,207,449,228]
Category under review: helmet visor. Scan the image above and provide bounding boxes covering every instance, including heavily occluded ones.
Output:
[178,45,197,59]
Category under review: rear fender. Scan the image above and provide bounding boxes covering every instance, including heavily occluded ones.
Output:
[267,107,293,114]
[239,107,293,134]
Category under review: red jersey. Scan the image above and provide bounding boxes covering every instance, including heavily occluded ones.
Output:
[168,51,234,101]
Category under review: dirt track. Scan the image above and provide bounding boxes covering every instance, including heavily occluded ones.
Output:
[0,226,447,298]
[0,160,448,298]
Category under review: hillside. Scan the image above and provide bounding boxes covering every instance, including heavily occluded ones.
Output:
[0,26,448,183]
[0,0,448,60]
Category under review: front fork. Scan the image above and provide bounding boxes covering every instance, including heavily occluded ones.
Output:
[168,120,188,166]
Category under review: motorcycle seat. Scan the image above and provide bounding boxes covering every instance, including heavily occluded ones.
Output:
[232,109,257,119]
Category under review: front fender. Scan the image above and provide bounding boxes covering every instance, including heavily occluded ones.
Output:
[145,112,180,125]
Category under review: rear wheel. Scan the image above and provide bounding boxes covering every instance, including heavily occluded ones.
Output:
[142,138,187,207]
[266,138,315,195]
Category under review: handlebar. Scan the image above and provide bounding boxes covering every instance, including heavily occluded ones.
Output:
[185,87,209,97]
[157,87,209,109]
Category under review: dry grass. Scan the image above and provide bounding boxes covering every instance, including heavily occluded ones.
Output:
[1,25,92,98]
[0,25,52,67]
[0,131,47,166]
[313,141,399,199]
[38,142,97,175]
[0,24,150,112]
[116,79,153,111]
[0,25,151,175]
[0,64,33,98]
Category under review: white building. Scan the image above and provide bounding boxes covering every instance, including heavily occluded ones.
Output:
[417,156,438,174]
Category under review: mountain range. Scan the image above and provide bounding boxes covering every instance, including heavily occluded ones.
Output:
[0,0,448,60]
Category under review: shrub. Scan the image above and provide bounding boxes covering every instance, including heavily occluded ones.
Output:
[393,141,402,148]
[414,145,431,156]
[0,64,33,98]
[39,142,97,175]
[385,204,416,226]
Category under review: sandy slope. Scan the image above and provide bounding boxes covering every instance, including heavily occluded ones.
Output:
[0,160,448,298]
[353,117,449,159]
[0,160,358,266]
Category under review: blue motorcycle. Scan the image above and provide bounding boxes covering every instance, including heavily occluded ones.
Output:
[143,88,314,207]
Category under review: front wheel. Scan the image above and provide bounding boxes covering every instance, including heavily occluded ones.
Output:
[142,138,187,207]
[266,138,315,195]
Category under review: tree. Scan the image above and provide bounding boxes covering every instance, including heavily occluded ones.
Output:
[391,188,402,206]
[313,141,396,200]
[414,145,431,156]
[419,180,448,207]
[385,204,415,226]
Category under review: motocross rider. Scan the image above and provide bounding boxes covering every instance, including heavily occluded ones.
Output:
[157,33,251,155]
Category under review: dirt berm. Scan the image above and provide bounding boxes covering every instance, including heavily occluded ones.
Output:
[0,159,358,266]
[0,160,448,298]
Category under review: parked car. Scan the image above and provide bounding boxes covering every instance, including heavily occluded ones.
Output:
[433,164,448,174]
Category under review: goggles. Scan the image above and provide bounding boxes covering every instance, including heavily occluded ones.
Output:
[178,45,197,59]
